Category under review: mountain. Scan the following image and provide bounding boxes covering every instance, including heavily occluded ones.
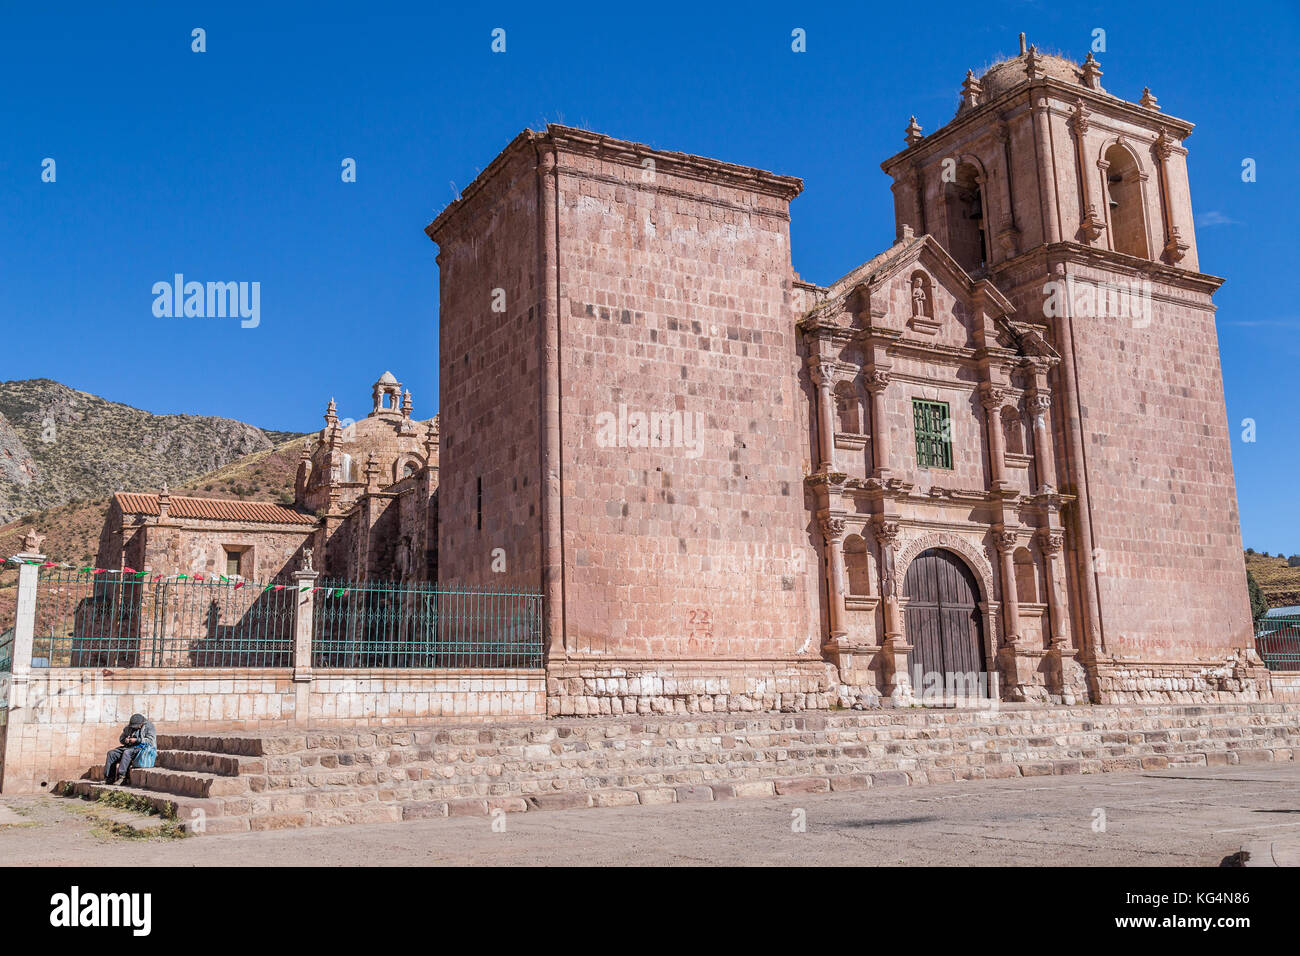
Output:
[0,379,303,523]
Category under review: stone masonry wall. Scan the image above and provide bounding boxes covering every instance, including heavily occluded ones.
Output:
[431,142,543,594]
[551,133,821,663]
[0,668,544,793]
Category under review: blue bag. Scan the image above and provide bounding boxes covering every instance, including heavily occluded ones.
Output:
[134,740,157,769]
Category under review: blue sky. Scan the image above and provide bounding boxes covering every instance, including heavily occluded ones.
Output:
[2,1,1297,551]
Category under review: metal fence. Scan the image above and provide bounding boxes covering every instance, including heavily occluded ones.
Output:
[0,627,12,673]
[32,570,295,668]
[1257,616,1300,671]
[312,579,543,669]
[25,570,544,670]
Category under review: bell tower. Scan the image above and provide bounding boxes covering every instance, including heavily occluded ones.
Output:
[881,37,1260,698]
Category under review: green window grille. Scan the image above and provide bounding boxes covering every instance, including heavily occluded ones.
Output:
[913,399,953,469]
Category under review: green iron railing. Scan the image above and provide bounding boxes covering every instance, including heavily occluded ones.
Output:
[1256,616,1300,671]
[32,570,295,668]
[312,579,543,669]
[0,628,12,673]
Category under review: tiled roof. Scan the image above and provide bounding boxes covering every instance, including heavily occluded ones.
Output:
[113,492,317,526]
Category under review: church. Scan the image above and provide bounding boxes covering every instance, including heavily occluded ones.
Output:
[90,39,1265,714]
[427,38,1264,713]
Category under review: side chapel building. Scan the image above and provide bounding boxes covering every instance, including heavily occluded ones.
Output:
[97,372,440,585]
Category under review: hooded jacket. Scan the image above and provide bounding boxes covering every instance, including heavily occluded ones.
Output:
[120,713,157,747]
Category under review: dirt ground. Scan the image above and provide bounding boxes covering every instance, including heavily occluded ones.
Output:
[1,763,1296,866]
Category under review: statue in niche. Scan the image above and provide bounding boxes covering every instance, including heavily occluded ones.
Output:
[911,275,930,318]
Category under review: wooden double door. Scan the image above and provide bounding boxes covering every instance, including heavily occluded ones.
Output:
[902,548,986,696]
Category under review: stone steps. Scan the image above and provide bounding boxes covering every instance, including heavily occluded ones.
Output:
[59,703,1300,834]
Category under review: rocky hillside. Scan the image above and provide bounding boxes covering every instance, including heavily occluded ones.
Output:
[0,379,301,523]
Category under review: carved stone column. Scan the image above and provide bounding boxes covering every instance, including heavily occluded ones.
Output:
[1071,100,1106,242]
[1026,389,1057,492]
[819,515,848,644]
[874,520,912,702]
[1154,129,1189,264]
[810,361,837,473]
[1040,527,1086,702]
[865,369,891,478]
[995,529,1021,647]
[979,384,1011,490]
[1040,528,1067,646]
[994,528,1033,700]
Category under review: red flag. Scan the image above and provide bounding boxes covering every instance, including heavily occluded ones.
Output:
[234,581,244,589]
[124,567,136,573]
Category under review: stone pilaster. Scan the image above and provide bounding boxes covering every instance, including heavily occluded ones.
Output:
[292,569,319,683]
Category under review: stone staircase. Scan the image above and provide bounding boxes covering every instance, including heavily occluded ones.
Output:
[56,702,1300,835]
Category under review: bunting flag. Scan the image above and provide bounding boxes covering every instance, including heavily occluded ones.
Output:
[6,553,321,594]
[333,587,349,597]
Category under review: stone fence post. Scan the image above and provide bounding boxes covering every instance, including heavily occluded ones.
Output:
[292,570,318,682]
[7,548,45,719]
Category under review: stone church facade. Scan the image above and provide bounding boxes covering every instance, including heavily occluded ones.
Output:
[428,40,1265,714]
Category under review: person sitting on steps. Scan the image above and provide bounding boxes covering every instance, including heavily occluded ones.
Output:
[104,713,157,786]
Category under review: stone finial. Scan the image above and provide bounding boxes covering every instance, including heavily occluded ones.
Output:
[960,70,983,111]
[363,453,380,491]
[424,417,440,457]
[20,528,46,555]
[1023,44,1043,79]
[158,482,170,520]
[1082,52,1103,90]
[301,547,314,572]
[1139,87,1160,110]
[401,388,413,419]
[904,115,923,146]
[1018,32,1027,55]
[900,223,915,241]
[325,397,338,425]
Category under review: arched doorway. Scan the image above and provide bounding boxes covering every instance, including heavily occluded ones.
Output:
[903,548,986,698]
